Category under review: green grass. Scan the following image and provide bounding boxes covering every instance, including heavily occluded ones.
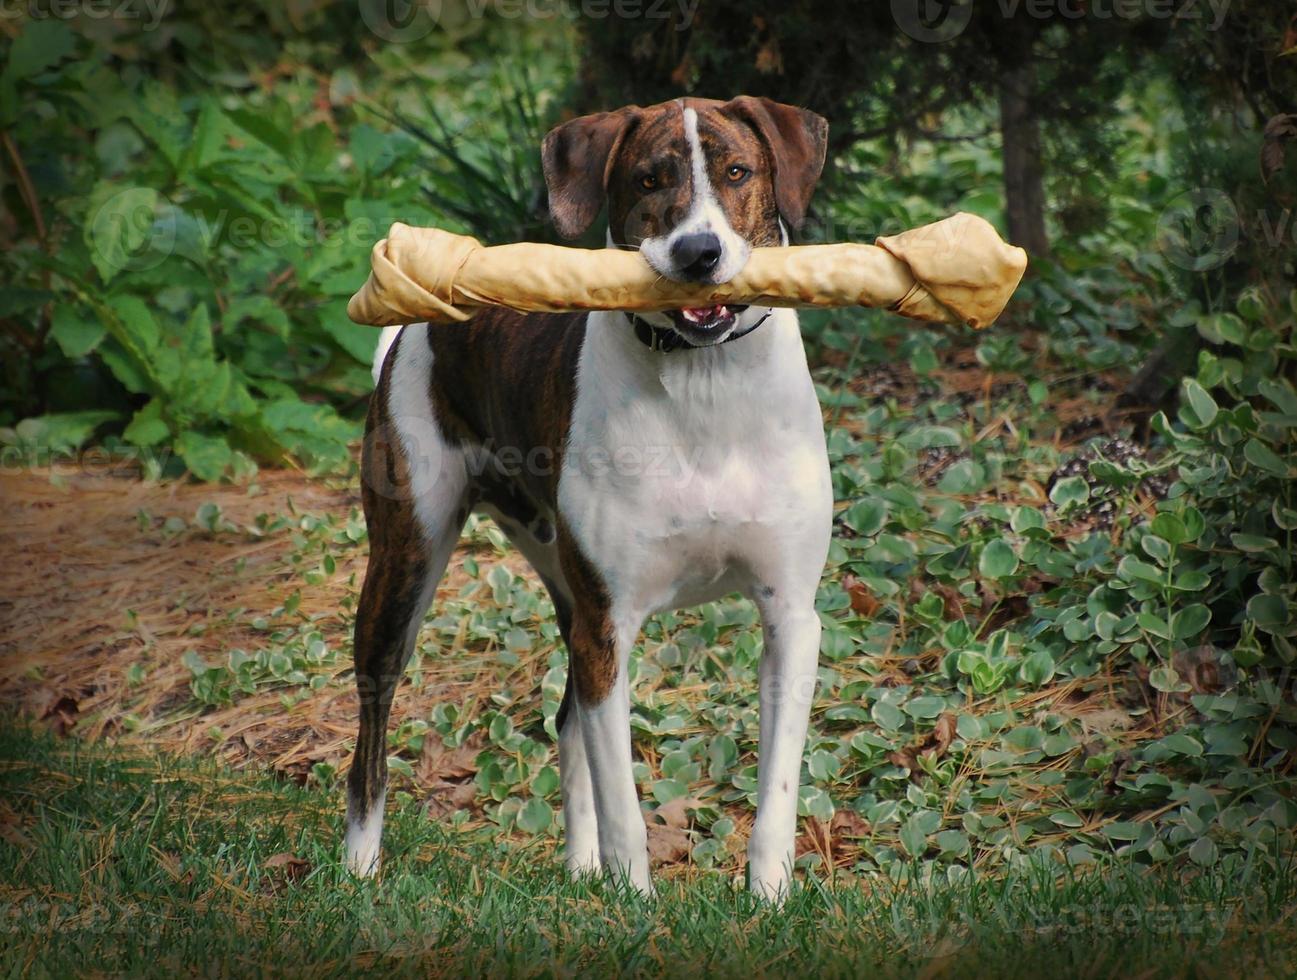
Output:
[2,722,1294,977]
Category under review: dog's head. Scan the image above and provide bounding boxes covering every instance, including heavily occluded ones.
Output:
[542,96,828,346]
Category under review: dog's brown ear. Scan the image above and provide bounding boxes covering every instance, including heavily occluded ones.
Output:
[721,96,828,232]
[542,107,641,239]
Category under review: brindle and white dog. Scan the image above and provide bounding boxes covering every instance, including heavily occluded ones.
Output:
[347,96,831,900]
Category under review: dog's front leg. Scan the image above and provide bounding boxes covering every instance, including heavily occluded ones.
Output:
[575,620,652,894]
[748,587,822,901]
[560,597,651,894]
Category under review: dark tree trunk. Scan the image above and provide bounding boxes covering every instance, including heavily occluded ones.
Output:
[999,53,1050,259]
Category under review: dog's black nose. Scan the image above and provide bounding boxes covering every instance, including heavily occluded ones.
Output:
[670,231,722,280]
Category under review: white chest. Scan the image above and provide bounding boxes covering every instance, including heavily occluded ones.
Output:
[559,311,832,614]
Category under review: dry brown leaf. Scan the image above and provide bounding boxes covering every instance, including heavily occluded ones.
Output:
[843,574,881,618]
[43,696,80,737]
[651,796,704,830]
[423,779,478,820]
[926,712,959,759]
[417,737,480,784]
[1281,14,1297,56]
[1075,707,1134,735]
[888,747,920,778]
[830,809,870,841]
[646,824,692,865]
[263,852,311,878]
[755,38,783,75]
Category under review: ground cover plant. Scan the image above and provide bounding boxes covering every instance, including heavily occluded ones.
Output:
[2,2,1296,974]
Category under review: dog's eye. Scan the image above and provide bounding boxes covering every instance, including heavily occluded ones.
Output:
[640,174,657,190]
[726,165,750,183]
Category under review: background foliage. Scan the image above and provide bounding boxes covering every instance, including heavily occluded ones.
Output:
[2,0,1296,887]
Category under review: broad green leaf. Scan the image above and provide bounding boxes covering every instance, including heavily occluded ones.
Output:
[1173,570,1210,592]
[1102,821,1145,841]
[1020,649,1056,686]
[387,756,414,779]
[13,411,117,451]
[1010,505,1047,534]
[1231,533,1279,553]
[899,425,962,449]
[807,750,841,781]
[1003,726,1045,751]
[798,786,834,821]
[49,305,107,358]
[1161,733,1203,757]
[1049,476,1089,508]
[1149,513,1188,545]
[1247,594,1289,635]
[516,797,552,834]
[938,460,985,495]
[900,814,930,857]
[1188,836,1217,866]
[871,700,905,731]
[175,430,235,481]
[1118,556,1164,584]
[3,20,75,81]
[1180,379,1218,429]
[1195,312,1245,345]
[1244,439,1290,477]
[123,400,170,447]
[1141,535,1172,564]
[934,830,969,855]
[844,497,888,536]
[1149,666,1187,692]
[904,696,947,720]
[1173,603,1211,640]
[1137,612,1172,640]
[1095,611,1122,641]
[979,538,1019,580]
[85,184,161,283]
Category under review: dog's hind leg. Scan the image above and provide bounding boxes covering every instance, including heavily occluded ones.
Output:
[480,498,600,878]
[346,326,468,877]
[549,590,601,877]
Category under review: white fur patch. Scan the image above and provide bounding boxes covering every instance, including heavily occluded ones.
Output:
[371,325,404,386]
[639,104,751,287]
[344,788,386,877]
[384,325,466,539]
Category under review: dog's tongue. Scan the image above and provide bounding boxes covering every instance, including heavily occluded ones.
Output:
[681,305,727,324]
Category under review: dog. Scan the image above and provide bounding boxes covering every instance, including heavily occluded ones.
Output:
[346,96,832,900]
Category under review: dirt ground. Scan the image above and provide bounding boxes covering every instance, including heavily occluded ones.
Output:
[0,463,512,782]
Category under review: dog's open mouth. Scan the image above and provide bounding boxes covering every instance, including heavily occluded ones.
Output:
[667,303,748,331]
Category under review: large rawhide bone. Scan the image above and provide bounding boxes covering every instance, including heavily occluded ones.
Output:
[347,211,1027,330]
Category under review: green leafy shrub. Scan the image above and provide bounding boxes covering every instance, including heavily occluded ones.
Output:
[1,21,437,477]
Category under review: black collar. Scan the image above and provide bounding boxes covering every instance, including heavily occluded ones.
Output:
[628,309,773,353]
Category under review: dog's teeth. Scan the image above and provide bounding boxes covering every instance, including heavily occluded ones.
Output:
[681,305,727,324]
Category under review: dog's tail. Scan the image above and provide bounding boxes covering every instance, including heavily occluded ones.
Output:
[371,325,403,386]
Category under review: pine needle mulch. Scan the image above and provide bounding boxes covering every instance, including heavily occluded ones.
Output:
[0,464,525,786]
